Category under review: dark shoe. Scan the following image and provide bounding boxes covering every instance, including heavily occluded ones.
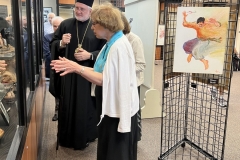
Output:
[88,138,96,143]
[52,114,58,121]
[86,143,89,147]
[75,143,89,150]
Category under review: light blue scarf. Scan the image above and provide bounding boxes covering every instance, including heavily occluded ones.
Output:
[94,31,123,73]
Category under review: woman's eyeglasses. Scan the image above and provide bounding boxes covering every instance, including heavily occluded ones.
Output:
[92,22,98,25]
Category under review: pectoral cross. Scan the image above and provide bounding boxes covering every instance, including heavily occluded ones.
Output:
[75,44,82,53]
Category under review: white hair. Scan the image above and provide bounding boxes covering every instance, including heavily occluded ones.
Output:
[52,16,64,24]
[47,12,55,18]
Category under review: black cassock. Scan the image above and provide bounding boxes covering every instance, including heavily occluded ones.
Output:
[50,18,106,150]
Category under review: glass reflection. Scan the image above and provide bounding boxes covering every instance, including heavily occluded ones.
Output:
[22,0,36,93]
[0,0,18,158]
[21,4,30,95]
[31,0,36,78]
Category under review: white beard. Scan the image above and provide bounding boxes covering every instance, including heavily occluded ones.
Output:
[75,15,89,22]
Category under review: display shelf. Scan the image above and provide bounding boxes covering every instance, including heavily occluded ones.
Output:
[0,52,15,60]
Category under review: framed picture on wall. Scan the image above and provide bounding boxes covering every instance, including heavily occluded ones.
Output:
[157,25,165,46]
[43,7,52,22]
[0,5,8,19]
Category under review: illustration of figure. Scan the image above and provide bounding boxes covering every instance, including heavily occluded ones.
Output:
[182,11,222,70]
[159,27,165,39]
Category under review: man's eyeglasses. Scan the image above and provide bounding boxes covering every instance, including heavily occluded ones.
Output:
[74,7,87,12]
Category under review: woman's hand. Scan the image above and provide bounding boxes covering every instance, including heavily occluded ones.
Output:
[0,60,7,72]
[51,57,79,76]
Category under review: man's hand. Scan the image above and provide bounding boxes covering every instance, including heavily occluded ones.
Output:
[61,33,71,46]
[208,18,221,27]
[74,48,91,61]
[210,37,222,43]
[209,18,217,24]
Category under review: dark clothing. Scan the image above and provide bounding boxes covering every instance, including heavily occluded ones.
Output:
[49,39,61,98]
[95,86,138,160]
[137,86,142,141]
[50,18,106,150]
[23,27,30,83]
[232,53,240,71]
[23,27,35,84]
[43,33,53,78]
[1,26,15,47]
[0,17,14,46]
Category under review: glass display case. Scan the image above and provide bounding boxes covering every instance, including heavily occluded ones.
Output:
[0,0,18,159]
[0,0,45,159]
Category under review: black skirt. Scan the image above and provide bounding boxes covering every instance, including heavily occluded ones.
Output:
[95,86,138,160]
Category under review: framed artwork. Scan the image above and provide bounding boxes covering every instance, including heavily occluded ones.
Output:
[173,7,230,74]
[157,25,165,46]
[43,7,52,23]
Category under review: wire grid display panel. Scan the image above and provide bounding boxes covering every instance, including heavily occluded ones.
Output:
[160,0,239,160]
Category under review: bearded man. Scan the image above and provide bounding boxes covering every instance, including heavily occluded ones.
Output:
[50,0,106,150]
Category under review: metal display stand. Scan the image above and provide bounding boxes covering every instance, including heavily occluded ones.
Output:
[159,0,239,159]
[0,88,11,125]
[0,101,9,125]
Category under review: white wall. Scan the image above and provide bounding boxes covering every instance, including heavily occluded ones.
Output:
[43,0,57,15]
[235,5,240,53]
[125,0,159,89]
[235,18,240,52]
[124,0,159,108]
[93,0,100,7]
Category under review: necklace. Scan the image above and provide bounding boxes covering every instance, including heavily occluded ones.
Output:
[75,19,91,53]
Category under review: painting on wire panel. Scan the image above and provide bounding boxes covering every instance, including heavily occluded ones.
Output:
[173,7,230,74]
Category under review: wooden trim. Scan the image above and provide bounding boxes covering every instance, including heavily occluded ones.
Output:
[59,0,75,5]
